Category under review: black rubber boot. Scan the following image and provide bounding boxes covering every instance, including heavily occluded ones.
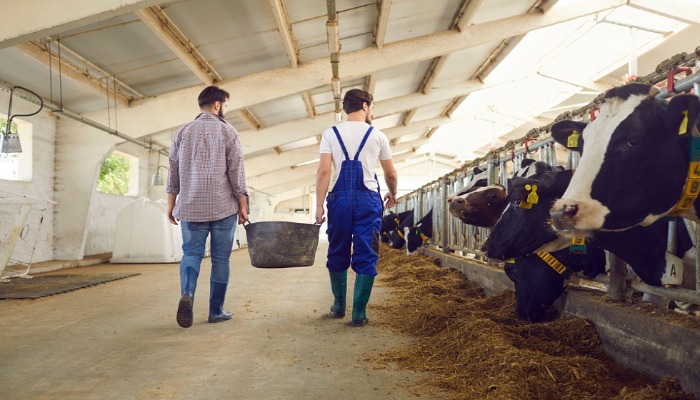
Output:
[177,268,198,328]
[351,274,375,326]
[329,270,347,318]
[208,282,232,323]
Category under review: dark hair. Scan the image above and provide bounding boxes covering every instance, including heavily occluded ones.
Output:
[342,89,373,114]
[198,86,230,108]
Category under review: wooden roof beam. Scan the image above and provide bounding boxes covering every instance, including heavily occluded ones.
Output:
[135,5,221,84]
[268,0,299,68]
[373,0,393,49]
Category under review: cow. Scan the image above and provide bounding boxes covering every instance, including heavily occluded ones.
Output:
[548,82,700,233]
[447,160,560,228]
[482,167,694,320]
[404,209,433,255]
[380,210,412,243]
[388,211,414,249]
[504,246,606,321]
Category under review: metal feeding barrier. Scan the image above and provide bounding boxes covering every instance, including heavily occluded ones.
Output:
[388,46,700,310]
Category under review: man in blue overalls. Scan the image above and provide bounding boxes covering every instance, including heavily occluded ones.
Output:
[315,89,398,326]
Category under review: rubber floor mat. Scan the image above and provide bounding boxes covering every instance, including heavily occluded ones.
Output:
[0,273,140,299]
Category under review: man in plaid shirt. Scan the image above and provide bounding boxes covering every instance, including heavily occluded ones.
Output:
[166,86,249,328]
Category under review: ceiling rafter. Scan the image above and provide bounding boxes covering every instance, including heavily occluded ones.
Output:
[81,0,626,139]
[301,91,316,118]
[17,41,131,107]
[135,5,222,84]
[401,109,417,126]
[366,74,376,95]
[268,0,299,68]
[628,0,700,25]
[238,108,264,130]
[453,0,486,32]
[470,0,560,82]
[373,0,393,49]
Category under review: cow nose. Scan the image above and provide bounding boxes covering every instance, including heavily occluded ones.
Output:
[550,204,578,231]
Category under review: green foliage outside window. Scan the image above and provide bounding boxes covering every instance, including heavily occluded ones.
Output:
[0,118,18,134]
[97,153,130,195]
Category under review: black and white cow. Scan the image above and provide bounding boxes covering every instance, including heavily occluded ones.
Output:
[549,82,700,232]
[380,210,412,243]
[484,168,694,285]
[483,167,694,320]
[388,211,414,249]
[404,209,433,255]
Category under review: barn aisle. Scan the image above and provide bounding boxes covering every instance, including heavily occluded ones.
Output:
[0,243,435,399]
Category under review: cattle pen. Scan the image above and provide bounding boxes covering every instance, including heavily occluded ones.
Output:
[388,48,700,397]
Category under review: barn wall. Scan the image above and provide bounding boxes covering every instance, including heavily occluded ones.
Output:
[84,142,153,257]
[0,94,56,263]
[421,247,700,397]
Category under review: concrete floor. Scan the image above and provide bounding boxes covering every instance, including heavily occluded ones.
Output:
[0,243,435,400]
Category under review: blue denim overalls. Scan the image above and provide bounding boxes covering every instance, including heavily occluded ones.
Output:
[326,126,384,276]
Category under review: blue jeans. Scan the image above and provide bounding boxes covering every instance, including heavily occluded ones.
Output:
[180,214,237,291]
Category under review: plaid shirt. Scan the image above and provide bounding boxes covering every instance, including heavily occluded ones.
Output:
[166,112,247,222]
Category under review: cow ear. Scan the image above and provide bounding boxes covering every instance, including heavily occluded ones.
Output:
[472,166,483,175]
[550,120,587,152]
[666,94,700,137]
[520,158,536,169]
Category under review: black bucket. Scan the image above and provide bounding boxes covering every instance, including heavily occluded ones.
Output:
[244,221,321,268]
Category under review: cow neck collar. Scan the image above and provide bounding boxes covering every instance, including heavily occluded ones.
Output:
[414,227,429,244]
[668,127,700,216]
[535,252,574,279]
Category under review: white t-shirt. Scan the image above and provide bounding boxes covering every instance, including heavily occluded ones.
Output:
[319,121,392,192]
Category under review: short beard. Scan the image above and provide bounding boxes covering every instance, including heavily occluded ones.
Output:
[218,108,225,118]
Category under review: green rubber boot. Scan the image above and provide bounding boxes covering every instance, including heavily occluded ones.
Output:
[351,274,375,326]
[329,270,347,318]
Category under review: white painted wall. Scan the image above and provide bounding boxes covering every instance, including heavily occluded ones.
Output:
[0,94,56,263]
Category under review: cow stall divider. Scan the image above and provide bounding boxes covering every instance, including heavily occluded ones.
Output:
[383,48,700,314]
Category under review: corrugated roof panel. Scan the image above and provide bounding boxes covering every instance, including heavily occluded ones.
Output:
[249,94,309,126]
[469,0,534,24]
[373,60,432,99]
[431,43,504,88]
[412,100,454,121]
[164,0,292,78]
[383,0,460,44]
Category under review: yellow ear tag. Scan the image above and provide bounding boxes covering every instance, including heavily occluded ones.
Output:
[526,184,539,205]
[567,130,580,148]
[679,110,689,135]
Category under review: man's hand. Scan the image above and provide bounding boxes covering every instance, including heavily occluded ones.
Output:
[238,209,248,225]
[383,192,397,208]
[315,207,326,224]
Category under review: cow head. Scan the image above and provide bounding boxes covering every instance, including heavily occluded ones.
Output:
[447,185,508,227]
[505,247,606,321]
[388,212,414,249]
[405,209,433,255]
[380,210,411,243]
[483,170,573,259]
[550,83,700,232]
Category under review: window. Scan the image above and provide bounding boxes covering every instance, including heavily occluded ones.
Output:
[97,151,138,196]
[0,116,33,182]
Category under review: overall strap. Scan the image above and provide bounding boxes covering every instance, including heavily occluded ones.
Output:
[354,126,374,160]
[332,126,351,160]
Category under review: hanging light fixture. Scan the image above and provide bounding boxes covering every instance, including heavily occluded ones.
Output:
[1,86,44,154]
[151,151,168,186]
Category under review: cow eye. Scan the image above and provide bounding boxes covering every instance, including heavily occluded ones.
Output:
[627,137,640,147]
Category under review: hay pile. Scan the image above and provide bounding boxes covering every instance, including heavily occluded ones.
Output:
[371,245,695,400]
